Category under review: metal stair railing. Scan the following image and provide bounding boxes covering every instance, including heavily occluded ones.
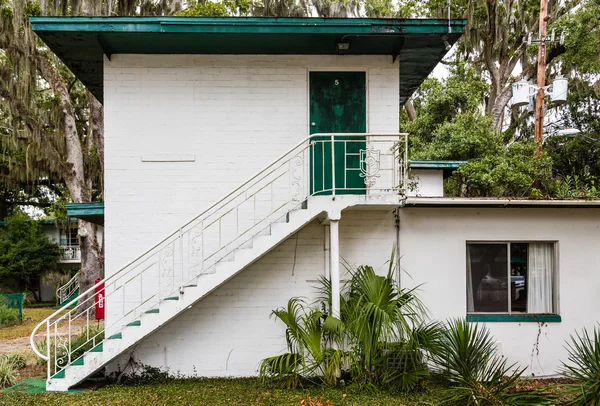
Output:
[56,271,81,305]
[29,133,408,381]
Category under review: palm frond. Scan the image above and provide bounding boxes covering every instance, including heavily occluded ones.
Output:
[559,325,600,405]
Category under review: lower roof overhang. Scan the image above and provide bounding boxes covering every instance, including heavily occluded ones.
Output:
[402,197,600,209]
[30,17,466,104]
[66,202,104,225]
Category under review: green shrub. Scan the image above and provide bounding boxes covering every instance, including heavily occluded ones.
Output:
[0,357,18,388]
[559,326,600,405]
[3,352,26,369]
[432,319,552,405]
[0,303,20,327]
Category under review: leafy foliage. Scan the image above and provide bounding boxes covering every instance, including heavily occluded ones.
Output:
[559,325,600,405]
[0,302,20,327]
[407,64,553,197]
[261,254,440,392]
[175,1,229,16]
[433,319,552,405]
[0,356,17,388]
[0,210,59,299]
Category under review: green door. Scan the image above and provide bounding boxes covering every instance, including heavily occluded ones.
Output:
[309,72,367,196]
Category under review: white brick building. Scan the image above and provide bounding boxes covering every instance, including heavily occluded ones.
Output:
[28,17,600,390]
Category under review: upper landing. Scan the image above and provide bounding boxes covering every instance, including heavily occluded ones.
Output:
[30,17,466,103]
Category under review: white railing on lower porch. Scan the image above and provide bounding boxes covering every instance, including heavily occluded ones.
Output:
[58,246,81,262]
[30,133,408,380]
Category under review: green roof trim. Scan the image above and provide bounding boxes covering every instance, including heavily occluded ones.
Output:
[410,160,468,170]
[0,219,76,227]
[66,202,104,226]
[30,17,466,104]
[467,314,561,323]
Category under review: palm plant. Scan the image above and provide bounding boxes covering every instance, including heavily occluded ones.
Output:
[341,264,437,390]
[259,298,351,388]
[559,325,600,405]
[261,252,439,391]
[316,253,440,391]
[433,319,552,405]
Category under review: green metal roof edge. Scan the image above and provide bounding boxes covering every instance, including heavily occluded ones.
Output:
[66,202,104,217]
[410,160,468,170]
[0,218,76,227]
[30,17,466,34]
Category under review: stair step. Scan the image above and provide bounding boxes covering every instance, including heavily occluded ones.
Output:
[183,284,197,288]
[145,309,160,314]
[126,320,141,327]
[71,356,84,366]
[108,333,122,340]
[52,370,65,379]
[90,343,103,352]
[164,296,179,301]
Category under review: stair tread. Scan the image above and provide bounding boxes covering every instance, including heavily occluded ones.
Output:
[90,343,103,352]
[52,370,65,379]
[71,356,84,366]
[42,199,319,391]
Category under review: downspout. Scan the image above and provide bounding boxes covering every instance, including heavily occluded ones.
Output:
[394,207,401,288]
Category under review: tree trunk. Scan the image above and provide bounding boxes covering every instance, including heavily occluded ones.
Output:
[404,99,417,121]
[78,220,104,314]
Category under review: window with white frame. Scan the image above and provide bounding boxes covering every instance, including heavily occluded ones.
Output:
[466,242,556,314]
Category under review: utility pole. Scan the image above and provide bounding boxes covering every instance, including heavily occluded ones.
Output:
[534,0,549,155]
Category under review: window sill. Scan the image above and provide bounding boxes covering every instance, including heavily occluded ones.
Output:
[466,314,561,323]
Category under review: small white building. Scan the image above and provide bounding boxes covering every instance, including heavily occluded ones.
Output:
[29,16,600,390]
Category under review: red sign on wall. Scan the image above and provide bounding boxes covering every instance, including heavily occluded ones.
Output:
[95,278,105,320]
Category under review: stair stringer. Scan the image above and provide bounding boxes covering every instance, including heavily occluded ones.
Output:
[46,200,336,392]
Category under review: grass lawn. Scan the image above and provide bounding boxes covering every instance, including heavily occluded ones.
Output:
[0,377,451,406]
[0,308,56,340]
[0,376,576,406]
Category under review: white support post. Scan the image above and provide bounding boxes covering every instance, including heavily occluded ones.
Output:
[329,211,341,319]
[324,225,330,280]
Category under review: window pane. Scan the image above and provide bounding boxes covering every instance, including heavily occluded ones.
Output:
[527,243,554,313]
[511,243,528,313]
[467,244,508,313]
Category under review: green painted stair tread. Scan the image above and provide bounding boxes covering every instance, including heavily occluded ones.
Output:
[107,333,122,340]
[126,320,141,327]
[164,296,179,301]
[301,200,308,209]
[52,370,65,379]
[145,309,160,314]
[71,357,84,366]
[89,343,103,352]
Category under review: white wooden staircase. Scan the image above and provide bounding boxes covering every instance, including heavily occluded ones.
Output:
[30,133,407,391]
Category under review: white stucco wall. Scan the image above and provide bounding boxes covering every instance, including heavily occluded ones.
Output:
[408,169,444,197]
[103,54,400,281]
[399,207,600,377]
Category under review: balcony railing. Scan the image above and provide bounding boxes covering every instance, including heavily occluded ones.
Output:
[59,246,81,262]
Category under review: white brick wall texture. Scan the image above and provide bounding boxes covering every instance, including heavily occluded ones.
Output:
[104,54,399,278]
[103,55,400,375]
[109,210,396,376]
